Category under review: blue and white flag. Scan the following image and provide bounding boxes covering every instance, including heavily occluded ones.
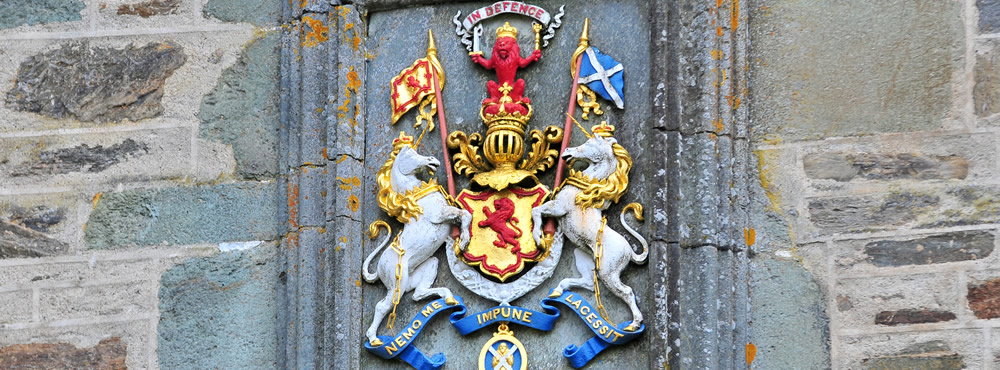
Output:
[578,47,624,109]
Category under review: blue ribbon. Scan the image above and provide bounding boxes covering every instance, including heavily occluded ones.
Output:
[542,291,646,368]
[363,296,466,370]
[450,303,560,335]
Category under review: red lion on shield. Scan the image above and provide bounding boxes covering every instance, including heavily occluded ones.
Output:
[478,198,523,254]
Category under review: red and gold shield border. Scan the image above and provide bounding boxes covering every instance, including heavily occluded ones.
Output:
[456,185,548,281]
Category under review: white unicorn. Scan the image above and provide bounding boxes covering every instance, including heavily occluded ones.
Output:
[531,123,648,331]
[363,133,472,346]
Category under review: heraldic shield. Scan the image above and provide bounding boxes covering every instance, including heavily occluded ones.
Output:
[456,185,548,281]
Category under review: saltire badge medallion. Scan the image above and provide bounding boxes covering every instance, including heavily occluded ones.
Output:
[362,2,650,369]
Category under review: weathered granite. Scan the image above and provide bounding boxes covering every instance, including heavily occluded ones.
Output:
[874,309,957,326]
[863,340,964,370]
[84,182,281,249]
[158,245,279,369]
[750,0,964,141]
[0,0,85,30]
[0,338,126,369]
[199,33,281,180]
[9,139,148,177]
[0,221,69,258]
[5,42,187,123]
[117,0,180,18]
[864,231,994,267]
[968,277,1000,319]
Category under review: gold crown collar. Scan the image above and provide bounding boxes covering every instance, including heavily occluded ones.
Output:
[591,122,615,137]
[496,22,518,39]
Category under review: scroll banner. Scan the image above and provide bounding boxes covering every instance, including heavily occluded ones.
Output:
[450,303,560,335]
[542,291,646,369]
[460,1,551,30]
[363,296,467,370]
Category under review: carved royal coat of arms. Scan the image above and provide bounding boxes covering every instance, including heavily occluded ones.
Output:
[361,3,647,369]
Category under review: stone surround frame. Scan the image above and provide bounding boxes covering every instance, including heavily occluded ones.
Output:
[277,0,752,368]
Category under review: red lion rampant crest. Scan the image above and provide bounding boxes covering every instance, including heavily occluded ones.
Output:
[478,198,523,254]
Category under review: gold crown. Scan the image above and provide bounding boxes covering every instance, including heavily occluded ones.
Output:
[496,22,518,39]
[392,131,413,149]
[591,122,615,137]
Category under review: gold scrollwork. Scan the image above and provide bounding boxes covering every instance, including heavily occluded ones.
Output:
[518,125,563,175]
[576,85,604,120]
[447,131,491,177]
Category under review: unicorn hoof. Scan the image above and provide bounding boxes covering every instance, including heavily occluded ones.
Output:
[445,296,458,305]
[369,338,383,346]
[623,322,641,332]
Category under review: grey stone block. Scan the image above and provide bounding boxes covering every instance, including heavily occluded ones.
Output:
[804,152,968,182]
[650,130,679,242]
[0,221,69,259]
[807,192,940,235]
[199,33,281,180]
[979,0,1000,34]
[3,205,66,233]
[0,0,84,30]
[39,282,154,321]
[749,256,830,370]
[0,290,32,325]
[750,0,963,141]
[84,182,281,249]
[5,41,187,123]
[8,139,148,177]
[677,245,719,368]
[864,231,994,267]
[297,166,326,228]
[158,244,279,369]
[863,340,964,369]
[874,309,956,326]
[115,0,181,18]
[203,0,280,26]
[298,13,331,167]
[677,133,722,247]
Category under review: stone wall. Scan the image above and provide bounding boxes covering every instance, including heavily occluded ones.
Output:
[0,0,282,368]
[751,0,1000,368]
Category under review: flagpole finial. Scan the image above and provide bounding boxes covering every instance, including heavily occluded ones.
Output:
[427,29,437,57]
[571,18,590,79]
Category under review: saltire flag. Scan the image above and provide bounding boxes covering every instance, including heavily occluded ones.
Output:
[577,47,624,109]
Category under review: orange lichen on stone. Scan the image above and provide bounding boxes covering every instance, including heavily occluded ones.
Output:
[348,194,360,212]
[346,66,361,95]
[732,0,739,31]
[301,15,329,48]
[287,183,299,228]
[337,176,360,190]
